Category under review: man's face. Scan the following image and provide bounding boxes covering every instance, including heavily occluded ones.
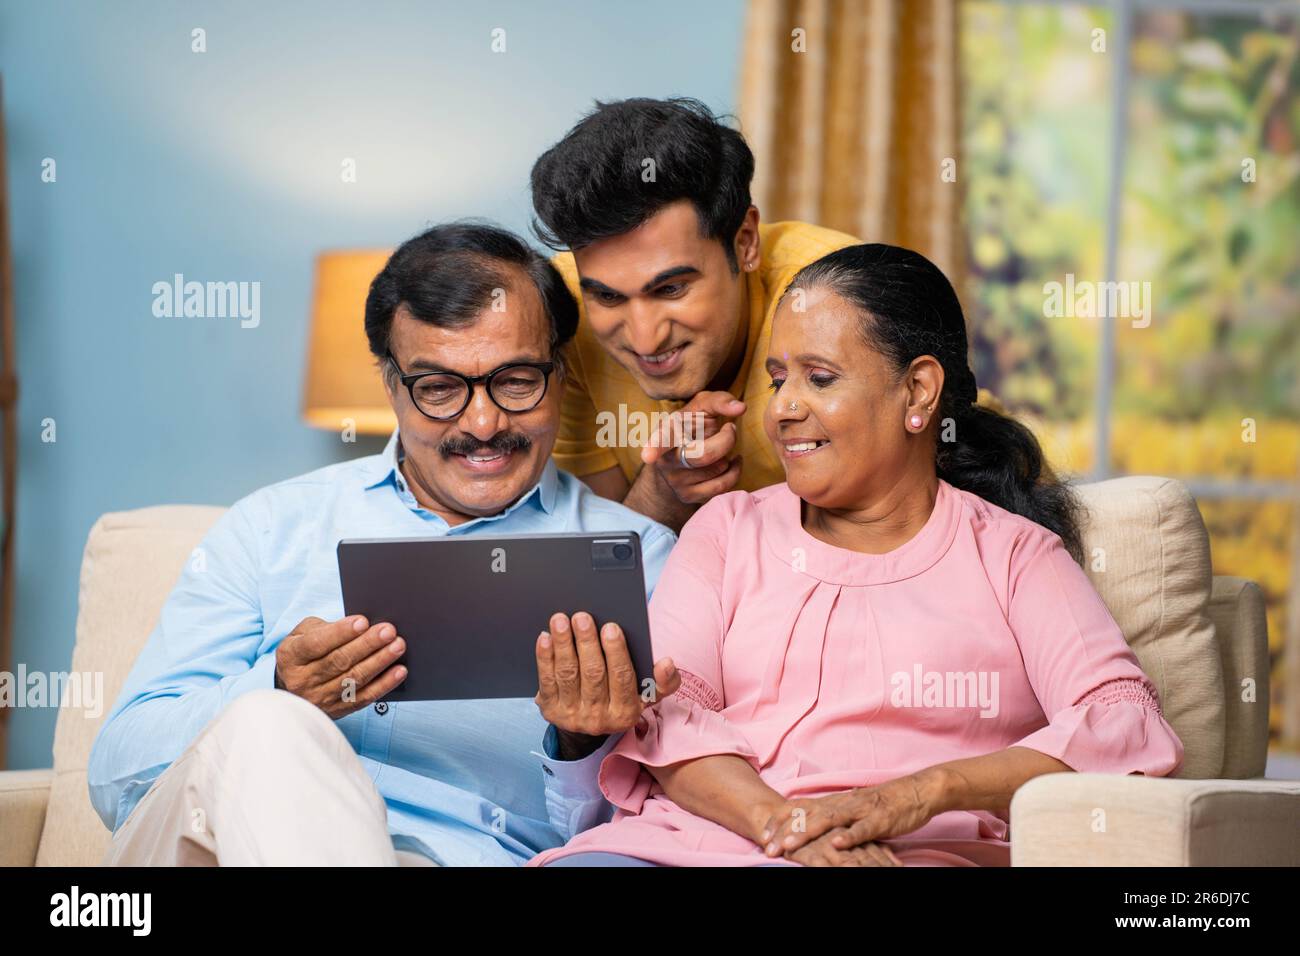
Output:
[572,199,752,401]
[385,276,560,523]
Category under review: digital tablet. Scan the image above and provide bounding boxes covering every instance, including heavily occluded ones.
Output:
[337,531,654,701]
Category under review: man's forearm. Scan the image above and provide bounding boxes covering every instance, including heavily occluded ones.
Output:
[920,746,1073,819]
[648,754,784,843]
[622,464,696,533]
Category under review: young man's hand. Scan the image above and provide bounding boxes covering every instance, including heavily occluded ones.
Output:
[274,615,408,718]
[626,391,746,530]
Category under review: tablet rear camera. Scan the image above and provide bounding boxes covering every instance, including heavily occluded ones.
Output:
[591,537,638,571]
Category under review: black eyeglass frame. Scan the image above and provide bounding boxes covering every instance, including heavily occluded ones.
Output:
[386,350,556,421]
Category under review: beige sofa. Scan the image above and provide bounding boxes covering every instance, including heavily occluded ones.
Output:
[1,475,1297,866]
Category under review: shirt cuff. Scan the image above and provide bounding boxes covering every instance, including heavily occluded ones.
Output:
[1011,679,1184,776]
[535,724,622,792]
[533,726,623,841]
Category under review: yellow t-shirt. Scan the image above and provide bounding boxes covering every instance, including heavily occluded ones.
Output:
[550,220,860,493]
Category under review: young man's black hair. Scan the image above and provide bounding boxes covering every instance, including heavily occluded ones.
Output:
[529,97,755,272]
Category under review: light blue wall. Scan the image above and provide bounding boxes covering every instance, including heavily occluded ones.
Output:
[1,0,744,768]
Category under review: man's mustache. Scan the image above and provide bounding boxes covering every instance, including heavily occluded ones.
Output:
[439,433,532,458]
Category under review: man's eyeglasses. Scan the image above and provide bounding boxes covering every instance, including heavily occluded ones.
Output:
[386,351,556,421]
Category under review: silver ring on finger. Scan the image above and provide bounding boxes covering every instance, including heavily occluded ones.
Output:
[678,444,695,469]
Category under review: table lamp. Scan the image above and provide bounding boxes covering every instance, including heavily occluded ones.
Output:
[302,250,397,435]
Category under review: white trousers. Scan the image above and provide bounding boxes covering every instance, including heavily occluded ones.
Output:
[104,688,435,866]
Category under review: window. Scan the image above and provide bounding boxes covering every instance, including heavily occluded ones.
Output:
[962,0,1299,745]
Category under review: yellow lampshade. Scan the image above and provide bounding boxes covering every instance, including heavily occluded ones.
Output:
[302,250,397,434]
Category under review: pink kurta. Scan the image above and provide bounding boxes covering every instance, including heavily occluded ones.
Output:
[531,478,1184,867]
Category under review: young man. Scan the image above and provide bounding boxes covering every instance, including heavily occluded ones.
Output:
[531,97,859,531]
[89,223,679,866]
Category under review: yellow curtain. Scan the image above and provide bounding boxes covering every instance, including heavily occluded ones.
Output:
[739,0,965,288]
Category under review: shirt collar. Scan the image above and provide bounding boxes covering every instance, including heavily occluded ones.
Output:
[361,428,559,517]
[360,429,405,491]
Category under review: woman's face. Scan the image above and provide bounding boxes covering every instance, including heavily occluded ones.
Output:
[763,286,940,509]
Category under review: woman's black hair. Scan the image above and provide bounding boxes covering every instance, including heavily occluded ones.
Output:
[364,221,578,384]
[783,243,1084,563]
[529,97,754,272]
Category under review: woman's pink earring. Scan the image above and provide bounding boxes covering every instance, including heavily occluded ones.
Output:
[908,414,924,430]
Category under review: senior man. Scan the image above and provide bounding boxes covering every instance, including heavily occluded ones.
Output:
[88,222,678,866]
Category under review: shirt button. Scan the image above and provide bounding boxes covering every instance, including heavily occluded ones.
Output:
[374,701,389,715]
[542,764,555,776]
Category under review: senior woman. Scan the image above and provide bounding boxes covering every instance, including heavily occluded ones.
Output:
[531,243,1183,867]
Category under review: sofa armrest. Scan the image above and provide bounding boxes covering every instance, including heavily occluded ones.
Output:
[1208,576,1270,778]
[1011,773,1300,866]
[0,769,54,867]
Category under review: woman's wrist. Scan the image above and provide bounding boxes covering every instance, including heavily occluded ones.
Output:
[912,765,958,817]
[745,793,791,845]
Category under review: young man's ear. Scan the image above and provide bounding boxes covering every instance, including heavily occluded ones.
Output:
[733,205,761,272]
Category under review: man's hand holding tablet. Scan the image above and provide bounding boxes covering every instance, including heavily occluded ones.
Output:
[274,614,410,719]
[534,611,681,759]
[273,606,677,758]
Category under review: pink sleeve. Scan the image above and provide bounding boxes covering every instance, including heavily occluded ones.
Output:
[1005,526,1184,777]
[598,494,760,813]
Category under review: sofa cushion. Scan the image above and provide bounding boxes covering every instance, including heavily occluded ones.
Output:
[37,506,224,866]
[1071,477,1225,778]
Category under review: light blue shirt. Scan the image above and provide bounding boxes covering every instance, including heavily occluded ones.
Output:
[88,431,676,865]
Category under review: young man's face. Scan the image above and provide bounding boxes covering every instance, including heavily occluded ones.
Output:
[572,199,756,401]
